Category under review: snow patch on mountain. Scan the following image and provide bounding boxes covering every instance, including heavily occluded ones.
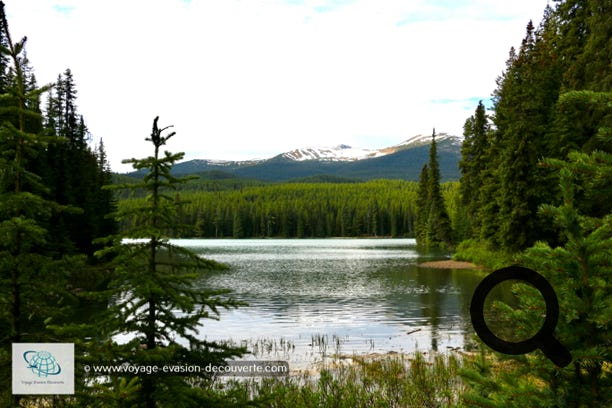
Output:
[282,144,386,162]
[282,133,463,162]
[393,132,463,149]
[189,158,265,167]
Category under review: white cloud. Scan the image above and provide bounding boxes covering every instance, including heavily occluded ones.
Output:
[4,0,550,171]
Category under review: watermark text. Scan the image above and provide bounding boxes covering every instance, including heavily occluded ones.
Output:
[83,360,289,377]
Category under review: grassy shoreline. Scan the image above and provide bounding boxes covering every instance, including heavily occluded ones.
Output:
[452,239,516,270]
[218,350,466,407]
[418,259,484,269]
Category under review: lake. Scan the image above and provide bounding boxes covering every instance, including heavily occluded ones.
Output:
[172,238,487,368]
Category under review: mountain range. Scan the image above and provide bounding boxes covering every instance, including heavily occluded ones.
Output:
[146,133,463,182]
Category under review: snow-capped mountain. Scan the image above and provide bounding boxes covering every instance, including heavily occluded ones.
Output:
[281,132,462,162]
[129,133,463,181]
[392,132,462,149]
[281,144,386,162]
[181,158,265,168]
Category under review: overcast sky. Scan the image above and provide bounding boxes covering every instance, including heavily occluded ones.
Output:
[6,0,550,172]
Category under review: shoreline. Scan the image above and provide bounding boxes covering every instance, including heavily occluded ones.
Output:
[418,259,484,269]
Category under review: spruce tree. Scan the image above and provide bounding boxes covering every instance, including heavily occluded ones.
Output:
[555,0,612,92]
[0,3,75,405]
[415,164,429,245]
[461,91,611,408]
[93,138,117,245]
[461,147,611,408]
[462,1,611,250]
[523,153,611,406]
[415,130,453,248]
[493,15,563,250]
[459,100,490,235]
[90,117,245,407]
[0,0,50,345]
[426,130,453,248]
[40,69,117,259]
[0,13,7,94]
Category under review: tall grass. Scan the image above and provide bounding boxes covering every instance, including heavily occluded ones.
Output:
[218,351,464,407]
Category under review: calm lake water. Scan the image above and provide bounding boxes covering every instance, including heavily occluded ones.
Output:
[171,238,488,369]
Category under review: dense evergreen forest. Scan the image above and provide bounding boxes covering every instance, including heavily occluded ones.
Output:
[457,2,611,251]
[453,1,611,407]
[0,1,119,405]
[116,179,462,239]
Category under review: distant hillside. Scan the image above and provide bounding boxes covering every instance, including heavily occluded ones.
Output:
[126,133,462,182]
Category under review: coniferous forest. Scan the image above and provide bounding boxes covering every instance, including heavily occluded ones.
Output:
[116,179,462,239]
[453,1,611,406]
[0,0,610,406]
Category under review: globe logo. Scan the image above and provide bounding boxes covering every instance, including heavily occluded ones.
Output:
[23,350,62,377]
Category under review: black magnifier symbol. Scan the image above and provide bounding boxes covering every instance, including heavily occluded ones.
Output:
[470,265,572,367]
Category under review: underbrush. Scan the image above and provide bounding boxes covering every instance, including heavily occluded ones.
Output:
[452,239,516,270]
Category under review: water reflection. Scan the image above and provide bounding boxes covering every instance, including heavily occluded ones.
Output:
[174,239,487,367]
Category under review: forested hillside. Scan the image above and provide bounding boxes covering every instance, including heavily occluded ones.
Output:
[117,180,463,238]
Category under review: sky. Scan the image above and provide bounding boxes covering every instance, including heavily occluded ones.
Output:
[5,0,551,172]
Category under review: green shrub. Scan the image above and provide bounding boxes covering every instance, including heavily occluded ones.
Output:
[453,239,515,270]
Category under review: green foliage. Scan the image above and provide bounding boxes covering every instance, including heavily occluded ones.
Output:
[458,1,612,251]
[39,69,118,259]
[461,143,612,407]
[287,174,361,184]
[0,7,118,406]
[492,15,563,250]
[551,90,612,155]
[86,117,245,407]
[445,181,471,243]
[452,239,516,271]
[0,5,83,405]
[460,348,501,407]
[219,352,463,408]
[549,90,612,220]
[416,130,454,249]
[555,0,612,92]
[415,164,429,244]
[457,10,612,394]
[459,100,490,237]
[520,152,611,406]
[461,346,556,408]
[117,179,427,238]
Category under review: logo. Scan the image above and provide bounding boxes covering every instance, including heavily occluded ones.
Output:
[23,350,62,377]
[12,343,74,395]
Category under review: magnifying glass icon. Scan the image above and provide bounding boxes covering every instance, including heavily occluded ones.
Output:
[470,265,572,367]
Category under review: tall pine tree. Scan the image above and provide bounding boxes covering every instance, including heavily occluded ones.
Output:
[41,68,117,259]
[493,15,563,250]
[0,4,76,405]
[89,117,245,407]
[555,0,612,92]
[459,100,490,235]
[416,130,453,248]
[415,164,429,244]
[459,1,611,251]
